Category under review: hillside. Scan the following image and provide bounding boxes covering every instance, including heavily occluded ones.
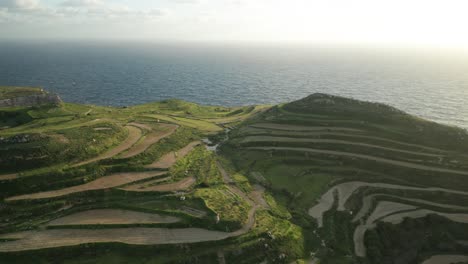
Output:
[1,88,468,264]
[221,93,468,264]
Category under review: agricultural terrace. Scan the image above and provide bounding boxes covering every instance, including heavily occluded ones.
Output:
[221,93,468,264]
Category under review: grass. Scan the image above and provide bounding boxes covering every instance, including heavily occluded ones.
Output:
[193,186,251,230]
[220,93,468,263]
[4,90,468,263]
[170,146,222,185]
[0,86,45,100]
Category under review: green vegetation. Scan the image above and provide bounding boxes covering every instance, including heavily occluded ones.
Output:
[3,88,468,263]
[221,93,468,263]
[0,86,45,100]
[170,146,222,185]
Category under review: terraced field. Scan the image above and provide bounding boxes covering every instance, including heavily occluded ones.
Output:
[72,125,143,167]
[222,94,468,264]
[47,209,181,226]
[1,89,302,263]
[3,90,468,263]
[6,171,166,201]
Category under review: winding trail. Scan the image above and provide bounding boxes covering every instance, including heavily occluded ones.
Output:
[308,181,468,227]
[242,136,442,157]
[248,147,468,176]
[381,209,468,225]
[240,127,447,153]
[6,171,166,201]
[72,125,142,167]
[120,124,178,158]
[47,209,180,226]
[353,194,468,223]
[250,123,363,132]
[145,141,201,169]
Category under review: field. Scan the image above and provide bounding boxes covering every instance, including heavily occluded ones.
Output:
[1,87,303,263]
[221,93,468,264]
[2,88,468,263]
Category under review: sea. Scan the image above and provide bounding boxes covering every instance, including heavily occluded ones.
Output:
[1,41,468,129]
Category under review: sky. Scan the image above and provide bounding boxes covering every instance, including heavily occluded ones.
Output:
[1,0,468,49]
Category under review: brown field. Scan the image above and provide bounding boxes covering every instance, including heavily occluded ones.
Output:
[120,124,178,158]
[73,125,142,167]
[122,176,196,192]
[47,209,180,226]
[6,171,166,201]
[0,228,231,252]
[145,141,201,169]
[0,173,19,181]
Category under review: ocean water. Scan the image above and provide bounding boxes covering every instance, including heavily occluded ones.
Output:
[1,41,468,129]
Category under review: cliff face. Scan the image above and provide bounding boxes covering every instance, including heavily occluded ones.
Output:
[0,93,62,107]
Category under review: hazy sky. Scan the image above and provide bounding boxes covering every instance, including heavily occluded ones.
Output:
[1,0,468,48]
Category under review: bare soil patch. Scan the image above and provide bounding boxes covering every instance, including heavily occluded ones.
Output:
[122,176,196,192]
[73,125,142,167]
[145,141,201,169]
[309,181,468,228]
[120,124,178,158]
[6,171,165,201]
[47,209,180,226]
[0,228,231,252]
[0,173,19,181]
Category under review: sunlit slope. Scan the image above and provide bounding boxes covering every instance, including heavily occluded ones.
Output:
[1,87,307,264]
[221,93,468,264]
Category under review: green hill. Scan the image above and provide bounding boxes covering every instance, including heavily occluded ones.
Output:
[1,89,468,264]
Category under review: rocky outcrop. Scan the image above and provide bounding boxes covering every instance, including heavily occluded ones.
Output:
[0,93,62,107]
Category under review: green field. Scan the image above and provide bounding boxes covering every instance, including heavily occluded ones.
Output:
[2,88,468,263]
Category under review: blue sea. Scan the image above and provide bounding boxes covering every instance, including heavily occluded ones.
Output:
[1,41,468,129]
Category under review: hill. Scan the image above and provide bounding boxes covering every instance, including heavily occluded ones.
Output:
[1,88,468,264]
[221,93,468,264]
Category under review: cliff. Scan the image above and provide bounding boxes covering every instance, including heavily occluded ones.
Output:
[0,87,62,107]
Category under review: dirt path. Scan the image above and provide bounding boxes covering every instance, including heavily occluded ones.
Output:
[242,136,443,157]
[47,209,180,226]
[249,147,468,176]
[250,123,363,132]
[353,194,468,223]
[72,126,142,167]
[241,127,447,153]
[6,171,166,201]
[145,141,201,169]
[0,173,18,181]
[381,209,468,225]
[309,181,468,227]
[421,255,468,264]
[120,124,178,158]
[216,161,265,234]
[121,176,196,192]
